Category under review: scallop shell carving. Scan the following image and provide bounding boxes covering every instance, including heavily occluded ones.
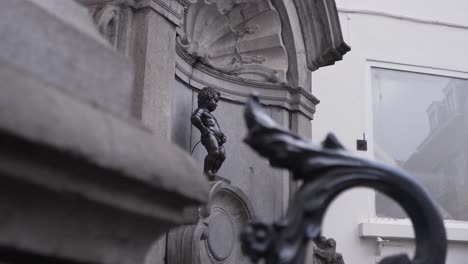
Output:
[179,0,289,83]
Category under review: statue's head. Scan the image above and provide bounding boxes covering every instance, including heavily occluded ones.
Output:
[198,87,220,112]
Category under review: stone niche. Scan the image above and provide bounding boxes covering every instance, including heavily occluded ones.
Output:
[74,1,349,264]
[170,1,349,264]
[178,0,289,83]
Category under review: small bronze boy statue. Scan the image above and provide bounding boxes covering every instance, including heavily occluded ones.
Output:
[191,87,227,180]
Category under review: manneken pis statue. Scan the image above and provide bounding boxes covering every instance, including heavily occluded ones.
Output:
[191,87,227,180]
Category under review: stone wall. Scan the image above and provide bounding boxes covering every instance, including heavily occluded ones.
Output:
[0,0,348,263]
[0,1,208,263]
[75,1,348,264]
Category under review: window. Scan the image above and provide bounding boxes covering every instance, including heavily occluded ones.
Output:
[371,68,468,221]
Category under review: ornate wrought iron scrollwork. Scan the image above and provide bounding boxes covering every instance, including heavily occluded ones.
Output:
[240,95,447,264]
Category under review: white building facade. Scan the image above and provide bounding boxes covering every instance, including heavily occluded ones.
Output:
[312,0,468,263]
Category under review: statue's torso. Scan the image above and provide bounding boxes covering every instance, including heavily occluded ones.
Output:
[202,111,223,139]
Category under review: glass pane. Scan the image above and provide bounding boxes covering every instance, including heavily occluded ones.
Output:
[372,68,468,220]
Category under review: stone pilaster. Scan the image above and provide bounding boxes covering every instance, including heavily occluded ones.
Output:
[78,0,185,140]
[132,2,180,139]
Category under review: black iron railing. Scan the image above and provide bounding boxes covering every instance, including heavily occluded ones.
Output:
[240,95,447,264]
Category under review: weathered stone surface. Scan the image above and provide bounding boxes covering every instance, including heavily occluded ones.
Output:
[175,53,319,120]
[171,79,195,151]
[291,111,313,138]
[92,3,132,54]
[0,56,209,263]
[179,0,289,83]
[135,0,185,25]
[0,0,135,116]
[0,58,209,211]
[78,0,185,26]
[0,177,171,264]
[133,7,177,139]
[167,182,255,264]
[145,235,167,264]
[293,0,350,70]
[208,212,235,260]
[175,0,349,92]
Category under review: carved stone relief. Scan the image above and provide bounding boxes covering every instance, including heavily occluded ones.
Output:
[178,0,289,83]
[80,1,133,55]
[311,236,345,264]
[292,0,350,70]
[167,181,255,264]
[93,4,120,47]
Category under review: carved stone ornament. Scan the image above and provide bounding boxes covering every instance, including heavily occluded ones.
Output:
[240,95,447,264]
[293,0,350,70]
[168,181,255,264]
[311,236,344,264]
[178,0,289,83]
[82,1,134,54]
[93,4,120,47]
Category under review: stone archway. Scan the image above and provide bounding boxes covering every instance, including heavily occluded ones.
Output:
[178,0,350,89]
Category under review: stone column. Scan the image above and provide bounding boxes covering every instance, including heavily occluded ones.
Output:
[132,0,184,140]
[78,0,185,140]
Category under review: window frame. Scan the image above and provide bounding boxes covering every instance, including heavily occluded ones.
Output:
[360,60,468,242]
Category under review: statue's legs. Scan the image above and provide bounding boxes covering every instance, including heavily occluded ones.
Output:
[202,134,220,179]
[212,145,226,174]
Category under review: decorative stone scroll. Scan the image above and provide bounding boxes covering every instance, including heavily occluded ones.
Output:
[293,0,350,71]
[311,236,344,264]
[83,1,133,54]
[240,95,447,264]
[167,181,255,264]
[93,4,120,47]
[178,0,289,83]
